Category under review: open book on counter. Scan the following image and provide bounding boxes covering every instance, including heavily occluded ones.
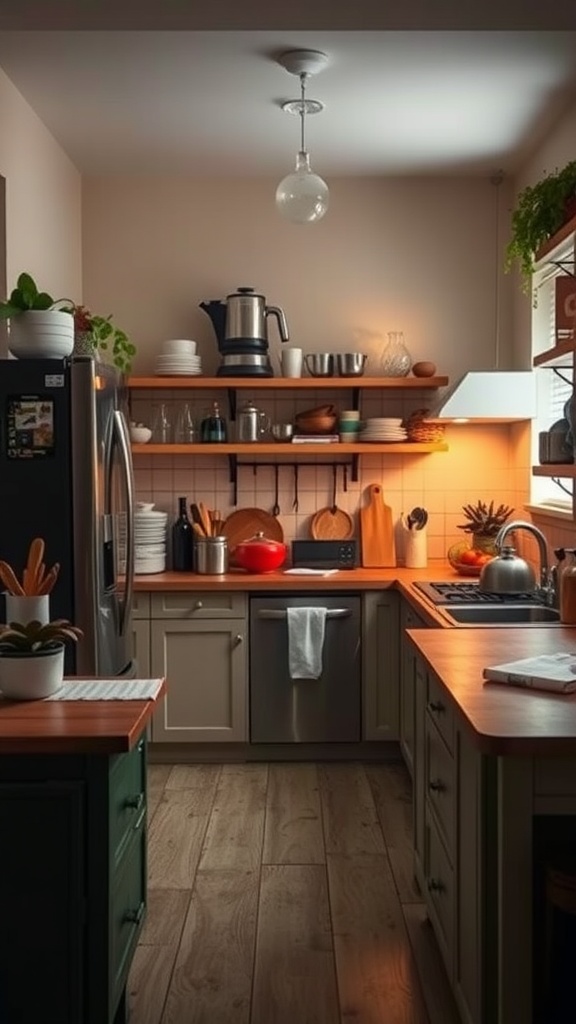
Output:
[483,653,576,694]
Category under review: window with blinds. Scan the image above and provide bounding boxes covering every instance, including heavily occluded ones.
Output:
[532,258,574,510]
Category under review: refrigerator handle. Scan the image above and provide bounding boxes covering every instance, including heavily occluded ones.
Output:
[113,409,135,636]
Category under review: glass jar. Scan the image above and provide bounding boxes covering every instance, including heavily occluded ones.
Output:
[380,331,412,377]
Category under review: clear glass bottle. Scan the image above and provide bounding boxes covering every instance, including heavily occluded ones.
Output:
[380,331,412,377]
[174,402,196,444]
[560,548,576,625]
[172,496,193,571]
[151,402,171,444]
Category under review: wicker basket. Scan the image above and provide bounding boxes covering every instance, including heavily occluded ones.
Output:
[406,409,445,443]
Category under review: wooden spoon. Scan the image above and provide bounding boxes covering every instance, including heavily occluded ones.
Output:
[310,465,354,540]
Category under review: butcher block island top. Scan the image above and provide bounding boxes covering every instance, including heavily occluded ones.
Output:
[0,679,166,755]
[408,626,576,755]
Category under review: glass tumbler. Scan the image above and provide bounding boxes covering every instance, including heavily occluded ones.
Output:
[380,331,412,376]
[174,403,196,444]
[151,403,172,443]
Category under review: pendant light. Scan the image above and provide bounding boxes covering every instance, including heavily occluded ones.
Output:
[275,50,329,224]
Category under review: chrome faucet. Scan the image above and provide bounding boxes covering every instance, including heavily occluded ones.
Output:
[494,520,556,606]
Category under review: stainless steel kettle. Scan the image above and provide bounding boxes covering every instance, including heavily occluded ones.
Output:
[237,400,270,442]
[225,287,289,344]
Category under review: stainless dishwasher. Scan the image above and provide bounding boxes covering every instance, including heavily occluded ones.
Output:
[249,594,361,743]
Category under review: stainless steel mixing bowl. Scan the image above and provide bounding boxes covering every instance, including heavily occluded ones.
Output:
[336,353,368,376]
[304,353,334,377]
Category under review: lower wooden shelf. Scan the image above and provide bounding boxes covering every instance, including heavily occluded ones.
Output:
[132,441,448,456]
[533,464,576,477]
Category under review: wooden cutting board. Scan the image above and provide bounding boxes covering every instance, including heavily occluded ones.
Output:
[359,483,396,567]
[222,508,284,555]
[310,506,354,540]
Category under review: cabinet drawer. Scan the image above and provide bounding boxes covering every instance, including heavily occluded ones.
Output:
[425,713,455,856]
[132,592,151,619]
[425,808,455,973]
[426,671,454,754]
[110,826,146,1017]
[151,591,247,619]
[109,737,146,869]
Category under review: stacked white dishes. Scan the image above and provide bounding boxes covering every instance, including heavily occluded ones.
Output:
[134,504,168,573]
[155,339,203,376]
[359,417,408,442]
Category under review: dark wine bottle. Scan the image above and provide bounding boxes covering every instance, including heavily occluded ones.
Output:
[172,496,193,571]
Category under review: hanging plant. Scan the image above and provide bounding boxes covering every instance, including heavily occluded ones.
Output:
[505,161,576,292]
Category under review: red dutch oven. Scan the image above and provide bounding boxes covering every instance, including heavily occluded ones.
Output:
[234,531,287,573]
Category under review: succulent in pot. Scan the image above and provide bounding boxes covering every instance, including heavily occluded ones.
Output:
[0,618,83,700]
[234,532,287,573]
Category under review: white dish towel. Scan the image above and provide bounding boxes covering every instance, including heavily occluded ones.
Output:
[287,607,327,679]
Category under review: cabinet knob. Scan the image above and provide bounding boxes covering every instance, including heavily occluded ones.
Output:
[427,877,444,894]
[428,778,445,793]
[234,634,243,645]
[125,792,145,812]
[427,700,445,714]
[124,901,146,925]
[194,600,204,610]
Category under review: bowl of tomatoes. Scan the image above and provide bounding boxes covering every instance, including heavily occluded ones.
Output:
[447,540,494,576]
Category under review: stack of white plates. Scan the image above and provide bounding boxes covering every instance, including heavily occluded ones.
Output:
[155,353,203,376]
[134,507,168,573]
[359,417,408,442]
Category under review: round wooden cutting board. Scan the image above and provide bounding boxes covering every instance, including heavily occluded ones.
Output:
[310,505,354,540]
[222,508,285,554]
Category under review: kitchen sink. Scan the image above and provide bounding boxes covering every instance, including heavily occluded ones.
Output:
[443,604,561,625]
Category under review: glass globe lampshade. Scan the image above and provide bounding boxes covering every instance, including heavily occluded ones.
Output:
[275,151,329,224]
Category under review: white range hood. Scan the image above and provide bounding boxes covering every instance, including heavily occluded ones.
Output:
[429,371,537,422]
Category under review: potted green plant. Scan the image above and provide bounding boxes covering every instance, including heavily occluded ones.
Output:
[64,303,136,373]
[0,617,83,700]
[0,272,74,358]
[505,161,576,291]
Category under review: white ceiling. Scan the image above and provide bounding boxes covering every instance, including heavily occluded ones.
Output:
[1,30,576,177]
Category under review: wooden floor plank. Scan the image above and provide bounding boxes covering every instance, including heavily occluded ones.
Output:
[319,763,385,857]
[165,764,222,791]
[161,868,259,1024]
[366,761,421,902]
[199,764,268,871]
[328,853,429,1024]
[251,864,339,1024]
[263,763,325,865]
[128,889,190,1024]
[403,904,461,1024]
[147,764,172,822]
[148,783,217,889]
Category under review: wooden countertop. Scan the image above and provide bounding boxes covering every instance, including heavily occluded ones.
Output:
[134,562,464,595]
[407,628,576,755]
[0,680,166,755]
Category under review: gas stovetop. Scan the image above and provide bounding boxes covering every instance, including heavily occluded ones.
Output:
[413,581,539,605]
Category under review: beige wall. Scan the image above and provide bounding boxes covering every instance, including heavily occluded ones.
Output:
[82,174,517,380]
[0,67,82,308]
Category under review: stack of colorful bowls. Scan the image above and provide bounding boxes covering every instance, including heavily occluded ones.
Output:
[338,410,361,442]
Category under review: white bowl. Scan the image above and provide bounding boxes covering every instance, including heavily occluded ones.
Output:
[130,426,152,443]
[136,501,155,512]
[162,339,197,355]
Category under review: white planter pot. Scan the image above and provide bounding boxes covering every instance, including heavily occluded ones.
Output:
[8,310,74,359]
[5,594,50,626]
[0,644,64,700]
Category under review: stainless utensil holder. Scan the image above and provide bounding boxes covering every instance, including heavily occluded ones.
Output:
[195,536,229,574]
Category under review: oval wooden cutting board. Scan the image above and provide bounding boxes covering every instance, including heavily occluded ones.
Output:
[359,483,396,567]
[222,508,284,555]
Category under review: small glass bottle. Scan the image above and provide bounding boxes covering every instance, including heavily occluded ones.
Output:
[560,548,576,624]
[152,402,171,444]
[201,401,227,443]
[380,331,412,377]
[174,402,196,444]
[172,496,193,571]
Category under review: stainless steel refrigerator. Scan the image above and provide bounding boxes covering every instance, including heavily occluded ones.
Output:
[0,357,135,676]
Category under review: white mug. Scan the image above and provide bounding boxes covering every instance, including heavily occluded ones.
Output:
[281,347,303,378]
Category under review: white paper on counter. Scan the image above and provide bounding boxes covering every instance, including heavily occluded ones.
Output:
[283,568,340,576]
[45,678,164,701]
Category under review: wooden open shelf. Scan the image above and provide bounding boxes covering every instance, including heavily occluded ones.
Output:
[532,464,576,478]
[132,441,449,456]
[128,375,449,390]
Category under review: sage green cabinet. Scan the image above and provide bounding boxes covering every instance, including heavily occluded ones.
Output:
[150,593,248,743]
[362,590,400,740]
[0,736,148,1024]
